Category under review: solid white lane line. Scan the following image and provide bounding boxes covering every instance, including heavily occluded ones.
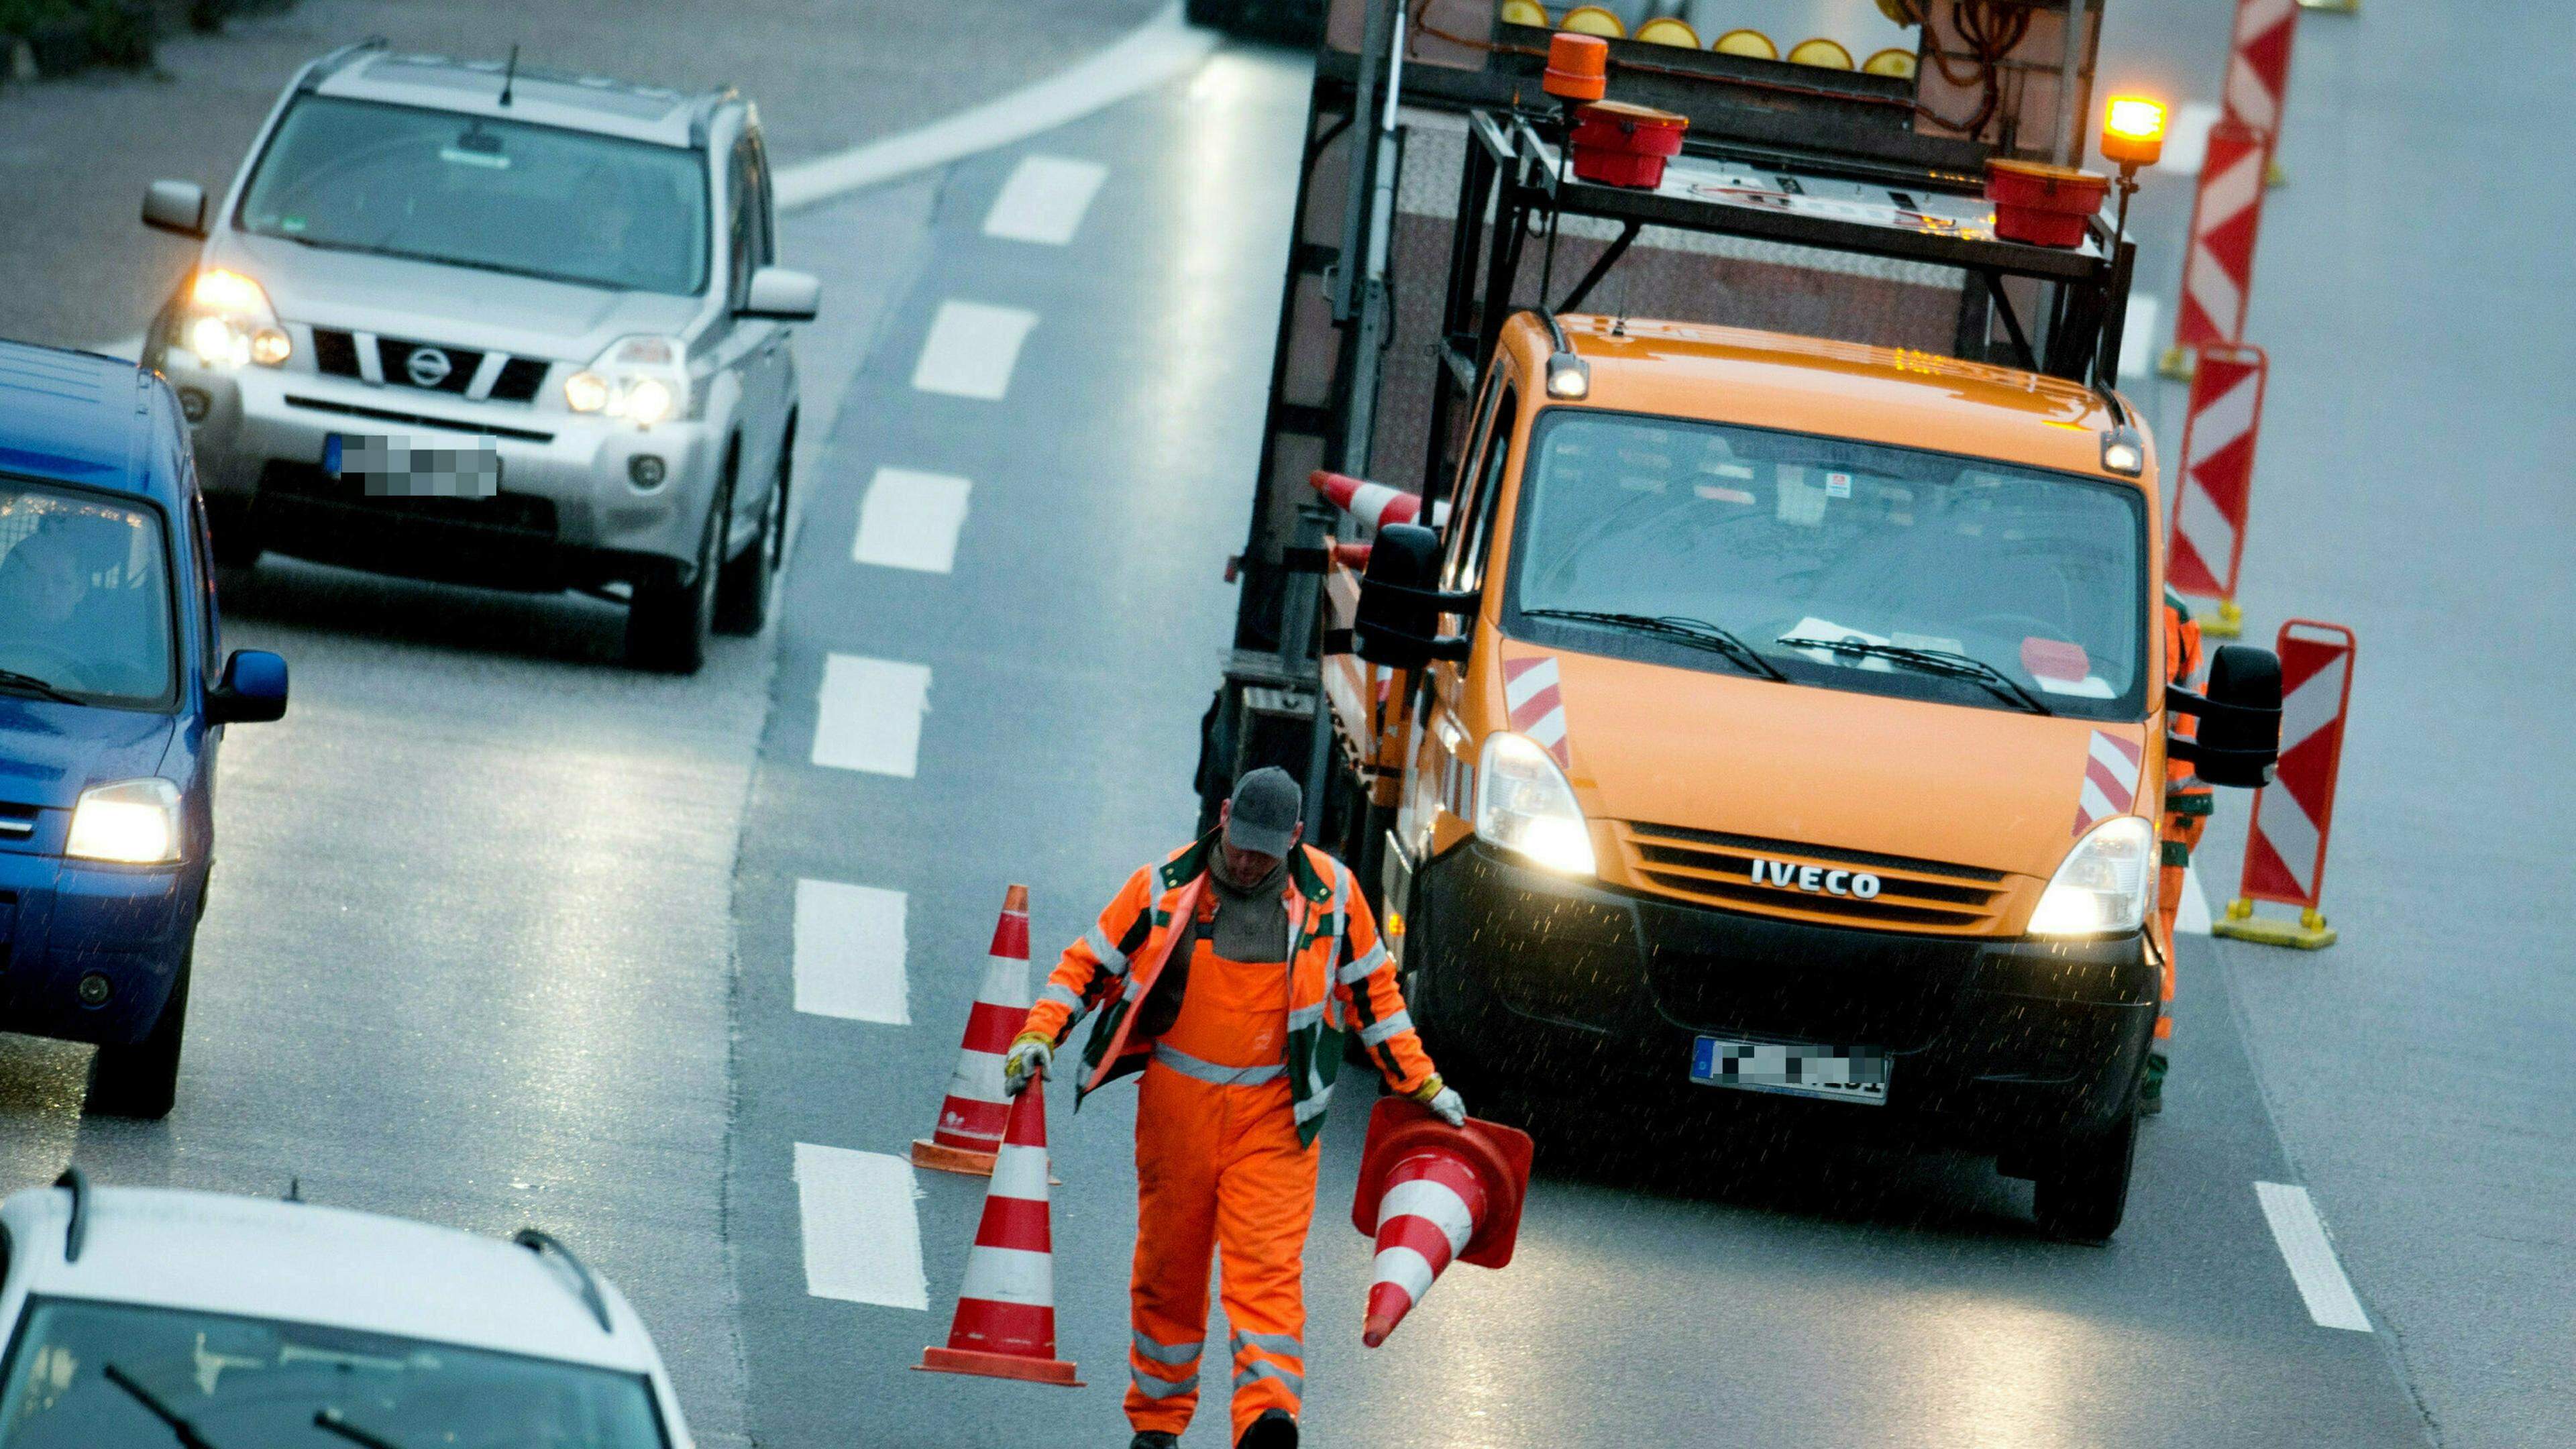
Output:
[2157,101,2222,178]
[794,880,911,1024]
[812,655,932,777]
[2254,1181,2373,1332]
[2119,294,2161,380]
[773,3,1212,211]
[2176,859,2214,935]
[984,155,1110,245]
[912,302,1037,400]
[794,1142,929,1310]
[854,468,973,574]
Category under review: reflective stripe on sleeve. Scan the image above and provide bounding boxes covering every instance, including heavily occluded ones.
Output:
[1037,981,1084,1013]
[1338,941,1389,984]
[1358,1009,1414,1047]
[1085,922,1130,975]
[1151,1042,1287,1087]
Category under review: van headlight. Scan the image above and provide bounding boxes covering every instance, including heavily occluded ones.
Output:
[1474,732,1595,877]
[2027,815,2155,936]
[66,779,183,865]
[565,335,688,427]
[178,270,290,370]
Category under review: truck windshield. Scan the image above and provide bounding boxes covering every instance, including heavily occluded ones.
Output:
[237,96,709,295]
[0,478,176,710]
[0,1297,669,1448]
[1503,411,2149,720]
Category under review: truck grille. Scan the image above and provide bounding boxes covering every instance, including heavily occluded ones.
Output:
[309,329,553,404]
[1614,821,2014,934]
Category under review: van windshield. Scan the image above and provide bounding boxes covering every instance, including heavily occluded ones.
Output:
[0,478,176,709]
[1503,411,2149,720]
[237,96,709,295]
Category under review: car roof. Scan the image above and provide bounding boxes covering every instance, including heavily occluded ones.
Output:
[1,1184,657,1374]
[311,48,731,150]
[0,339,170,502]
[1511,314,2141,483]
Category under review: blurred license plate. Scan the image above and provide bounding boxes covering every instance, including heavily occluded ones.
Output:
[1690,1036,1890,1106]
[324,433,499,498]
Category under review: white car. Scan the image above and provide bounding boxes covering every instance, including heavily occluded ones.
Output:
[0,1171,691,1447]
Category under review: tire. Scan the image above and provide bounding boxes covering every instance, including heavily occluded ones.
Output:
[207,498,262,570]
[714,448,786,637]
[87,943,191,1120]
[625,472,729,674]
[2032,1109,2139,1242]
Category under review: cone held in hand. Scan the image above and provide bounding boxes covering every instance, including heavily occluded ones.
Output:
[912,885,1032,1176]
[1348,1095,1534,1347]
[916,1077,1083,1386]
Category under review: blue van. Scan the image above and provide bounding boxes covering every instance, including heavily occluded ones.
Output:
[0,340,287,1118]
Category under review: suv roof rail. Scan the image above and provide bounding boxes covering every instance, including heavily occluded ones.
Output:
[687,85,739,148]
[53,1167,88,1263]
[299,36,390,93]
[513,1228,612,1333]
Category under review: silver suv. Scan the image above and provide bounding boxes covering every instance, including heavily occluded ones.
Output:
[140,41,818,672]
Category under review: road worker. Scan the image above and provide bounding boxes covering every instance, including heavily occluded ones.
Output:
[1004,766,1466,1449]
[2145,588,2212,1116]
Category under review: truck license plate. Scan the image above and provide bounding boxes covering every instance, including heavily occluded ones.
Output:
[325,433,499,498]
[1691,1036,1890,1106]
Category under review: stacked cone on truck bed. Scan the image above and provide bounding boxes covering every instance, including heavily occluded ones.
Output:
[1348,1096,1535,1346]
[1309,468,1450,531]
[912,885,1033,1176]
[916,1077,1083,1385]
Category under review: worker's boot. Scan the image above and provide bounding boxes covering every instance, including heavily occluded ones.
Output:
[2139,1051,2169,1117]
[1130,1434,1179,1449]
[1237,1409,1299,1449]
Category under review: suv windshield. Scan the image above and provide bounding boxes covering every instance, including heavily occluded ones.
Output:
[0,1297,669,1448]
[238,96,709,294]
[0,478,176,709]
[1503,411,2149,720]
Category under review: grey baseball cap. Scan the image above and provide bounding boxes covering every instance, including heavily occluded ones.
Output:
[1224,767,1303,859]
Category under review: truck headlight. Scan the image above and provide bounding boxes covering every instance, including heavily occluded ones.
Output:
[1474,731,1595,876]
[566,335,688,427]
[178,270,288,370]
[66,779,183,865]
[2028,815,2155,936]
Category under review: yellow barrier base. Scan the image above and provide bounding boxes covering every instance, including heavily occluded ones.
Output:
[2214,900,2339,949]
[2295,0,2358,13]
[2265,157,2288,189]
[2196,597,2243,639]
[2157,345,2196,382]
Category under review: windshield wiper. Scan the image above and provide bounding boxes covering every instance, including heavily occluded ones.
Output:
[315,1407,411,1449]
[1523,609,1788,682]
[102,1363,223,1449]
[1776,637,2054,715]
[0,667,80,704]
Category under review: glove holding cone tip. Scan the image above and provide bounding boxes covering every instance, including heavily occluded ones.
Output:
[1003,1034,1052,1096]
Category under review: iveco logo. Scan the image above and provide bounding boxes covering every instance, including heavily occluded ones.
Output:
[1752,859,1881,899]
[404,347,453,388]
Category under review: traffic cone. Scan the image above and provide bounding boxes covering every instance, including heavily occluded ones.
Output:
[911,885,1032,1177]
[1348,1095,1534,1347]
[1309,469,1451,531]
[915,1079,1083,1386]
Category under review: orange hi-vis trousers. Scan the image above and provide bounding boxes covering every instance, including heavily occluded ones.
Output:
[2153,810,2211,1042]
[1124,940,1316,1442]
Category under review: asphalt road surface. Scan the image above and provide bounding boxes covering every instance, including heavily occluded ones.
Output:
[1,1,2561,1445]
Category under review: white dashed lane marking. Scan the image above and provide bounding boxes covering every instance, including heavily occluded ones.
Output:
[793,879,911,1024]
[853,468,973,574]
[812,654,932,777]
[983,155,1110,246]
[794,1143,929,1311]
[912,301,1037,400]
[2255,1181,2373,1332]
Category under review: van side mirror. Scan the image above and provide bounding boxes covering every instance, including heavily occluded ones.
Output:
[2167,643,2279,788]
[143,180,208,239]
[208,649,288,726]
[1352,523,1472,671]
[738,266,820,322]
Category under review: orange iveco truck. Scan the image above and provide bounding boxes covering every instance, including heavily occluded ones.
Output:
[1195,1,2284,1239]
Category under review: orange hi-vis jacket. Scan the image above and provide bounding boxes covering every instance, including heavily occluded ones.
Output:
[1020,835,1436,1146]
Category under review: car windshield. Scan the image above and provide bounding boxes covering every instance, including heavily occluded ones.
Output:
[0,477,176,709]
[237,95,709,294]
[0,1297,669,1448]
[1503,411,2149,719]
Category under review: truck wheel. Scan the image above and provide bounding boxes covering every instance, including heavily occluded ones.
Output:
[2032,1110,2139,1242]
[87,943,191,1120]
[626,474,729,674]
[714,451,786,637]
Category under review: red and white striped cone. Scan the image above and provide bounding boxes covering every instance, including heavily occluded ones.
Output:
[915,1079,1083,1386]
[910,885,1032,1177]
[1309,469,1451,531]
[1348,1096,1533,1347]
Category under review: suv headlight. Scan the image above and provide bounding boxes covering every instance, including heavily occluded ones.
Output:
[2028,815,2155,936]
[1474,731,1595,876]
[177,269,290,370]
[566,335,688,428]
[66,779,183,865]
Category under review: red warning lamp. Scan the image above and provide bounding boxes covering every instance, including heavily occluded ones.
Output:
[2101,95,2169,170]
[1543,32,1609,102]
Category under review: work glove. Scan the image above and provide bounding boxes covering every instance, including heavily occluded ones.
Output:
[1410,1074,1468,1128]
[1002,1034,1053,1097]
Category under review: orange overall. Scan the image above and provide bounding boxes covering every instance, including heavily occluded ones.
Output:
[2156,596,2212,1044]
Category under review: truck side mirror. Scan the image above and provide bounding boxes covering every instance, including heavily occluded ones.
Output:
[2167,643,2280,788]
[143,180,208,239]
[1353,523,1472,671]
[208,649,288,726]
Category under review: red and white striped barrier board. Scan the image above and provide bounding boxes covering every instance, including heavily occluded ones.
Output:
[1310,469,1450,531]
[2222,0,2300,138]
[1501,655,1571,767]
[916,1079,1083,1385]
[2168,343,2269,622]
[2076,729,2145,837]
[912,885,1033,1176]
[1348,1097,1532,1348]
[2234,621,2355,911]
[2174,120,2273,352]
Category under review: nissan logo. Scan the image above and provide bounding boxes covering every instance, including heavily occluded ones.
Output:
[1752,859,1882,900]
[404,346,453,388]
